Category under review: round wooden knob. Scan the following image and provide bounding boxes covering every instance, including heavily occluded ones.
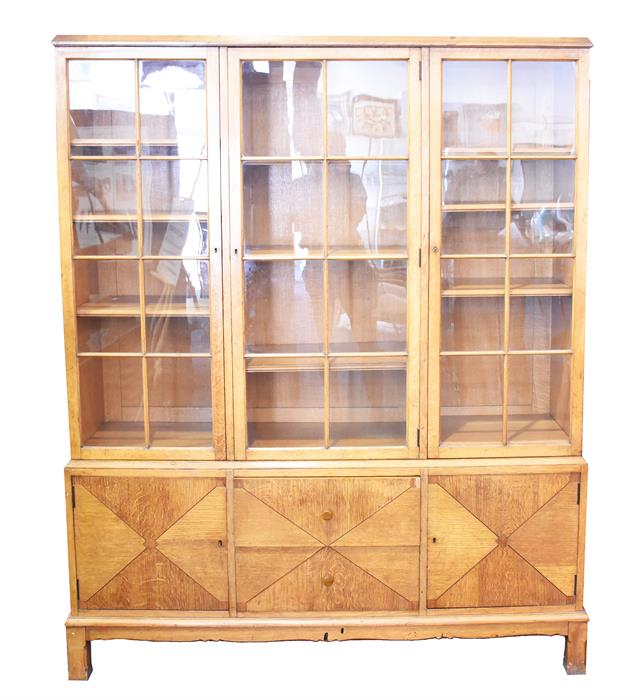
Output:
[321,573,334,586]
[321,510,334,521]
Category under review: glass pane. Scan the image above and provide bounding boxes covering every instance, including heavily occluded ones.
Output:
[148,357,212,446]
[440,355,503,445]
[144,260,209,315]
[245,260,323,353]
[510,208,574,254]
[68,60,135,151]
[77,317,141,353]
[146,316,210,353]
[243,162,323,256]
[441,258,505,294]
[512,61,576,154]
[442,60,507,155]
[246,357,324,447]
[441,297,504,351]
[508,354,570,444]
[330,359,406,446]
[73,220,137,256]
[509,296,572,350]
[74,260,139,314]
[140,60,206,157]
[141,160,208,216]
[442,160,506,205]
[442,211,505,255]
[511,160,575,205]
[143,219,208,257]
[242,61,323,157]
[328,260,406,352]
[510,258,573,292]
[327,60,408,157]
[71,160,136,217]
[328,160,407,255]
[79,356,144,446]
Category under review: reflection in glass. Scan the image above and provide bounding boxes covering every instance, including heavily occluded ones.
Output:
[143,219,208,257]
[141,160,208,216]
[328,260,406,352]
[74,260,140,313]
[246,358,324,447]
[328,160,407,254]
[512,159,575,205]
[441,297,504,351]
[243,162,323,255]
[512,61,576,154]
[245,260,324,353]
[68,60,135,149]
[442,211,505,255]
[77,317,141,353]
[146,316,210,353]
[440,355,503,445]
[442,159,507,205]
[73,220,137,256]
[140,60,206,156]
[147,357,212,446]
[71,160,137,217]
[442,60,507,154]
[242,61,323,157]
[510,258,573,291]
[510,209,574,254]
[441,258,505,293]
[144,260,209,315]
[330,360,406,446]
[327,60,408,157]
[509,296,572,350]
[508,354,570,444]
[79,356,144,446]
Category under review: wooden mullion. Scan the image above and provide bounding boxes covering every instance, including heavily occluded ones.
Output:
[134,58,151,448]
[501,59,512,447]
[322,59,330,450]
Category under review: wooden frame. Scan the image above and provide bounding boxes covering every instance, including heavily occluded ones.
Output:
[226,47,422,460]
[425,47,590,458]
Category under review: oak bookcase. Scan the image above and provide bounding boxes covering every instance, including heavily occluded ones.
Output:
[54,35,591,679]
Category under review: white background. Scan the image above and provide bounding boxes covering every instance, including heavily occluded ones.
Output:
[1,1,640,698]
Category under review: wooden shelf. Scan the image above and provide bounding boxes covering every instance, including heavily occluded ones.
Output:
[507,415,571,445]
[330,421,406,447]
[243,247,407,260]
[442,283,572,297]
[247,422,325,448]
[73,214,208,222]
[150,422,213,447]
[76,298,140,316]
[246,421,406,448]
[146,299,210,317]
[440,414,570,447]
[82,421,145,447]
[442,202,574,212]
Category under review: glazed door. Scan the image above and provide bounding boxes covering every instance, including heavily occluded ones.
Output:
[426,48,589,457]
[58,48,226,458]
[227,48,422,459]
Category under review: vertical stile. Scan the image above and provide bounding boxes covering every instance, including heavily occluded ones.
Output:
[225,471,237,615]
[206,48,227,457]
[426,52,442,456]
[570,51,589,453]
[322,59,330,449]
[502,59,512,446]
[135,58,151,448]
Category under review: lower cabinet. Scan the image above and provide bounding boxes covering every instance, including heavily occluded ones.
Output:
[73,476,228,610]
[234,477,421,613]
[427,473,580,608]
[70,470,581,615]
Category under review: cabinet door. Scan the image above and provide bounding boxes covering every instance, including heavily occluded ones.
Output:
[427,472,580,608]
[59,49,225,458]
[227,48,422,459]
[73,475,228,610]
[234,476,420,612]
[427,49,589,457]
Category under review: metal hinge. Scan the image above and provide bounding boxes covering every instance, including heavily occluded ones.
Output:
[417,428,421,447]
